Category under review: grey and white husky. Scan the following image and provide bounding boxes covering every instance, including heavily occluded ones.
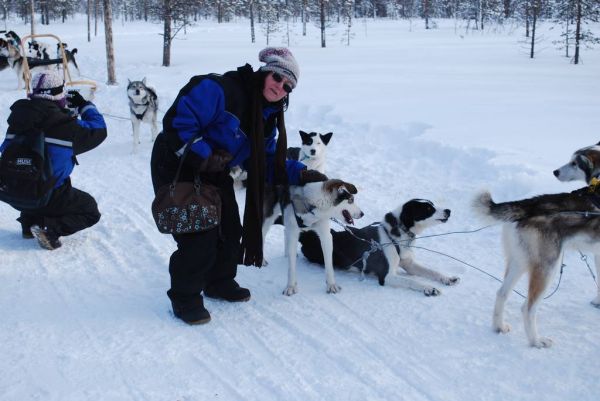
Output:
[127,78,158,153]
[474,187,600,348]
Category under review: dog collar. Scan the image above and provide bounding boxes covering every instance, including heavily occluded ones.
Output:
[382,223,415,246]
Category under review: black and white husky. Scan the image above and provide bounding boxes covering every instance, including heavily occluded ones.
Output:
[57,43,79,75]
[299,199,457,296]
[286,130,333,173]
[474,187,600,348]
[231,131,333,189]
[262,179,364,295]
[127,78,158,152]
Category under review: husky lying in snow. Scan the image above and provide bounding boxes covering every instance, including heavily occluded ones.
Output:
[299,199,458,296]
[262,179,364,295]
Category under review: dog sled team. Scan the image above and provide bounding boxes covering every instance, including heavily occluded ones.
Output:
[1,41,598,349]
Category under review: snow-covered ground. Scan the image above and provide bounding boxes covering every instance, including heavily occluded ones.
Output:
[1,16,599,401]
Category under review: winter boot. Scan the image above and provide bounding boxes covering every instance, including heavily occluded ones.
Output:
[204,279,251,302]
[171,298,211,325]
[30,225,62,250]
[21,225,34,239]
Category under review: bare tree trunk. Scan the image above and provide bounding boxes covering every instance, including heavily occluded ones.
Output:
[424,0,430,29]
[250,0,255,43]
[103,0,117,84]
[302,0,307,36]
[320,0,326,48]
[574,0,582,64]
[525,2,530,37]
[95,0,98,36]
[504,0,511,17]
[530,0,538,58]
[30,0,35,35]
[162,0,172,67]
[87,0,91,42]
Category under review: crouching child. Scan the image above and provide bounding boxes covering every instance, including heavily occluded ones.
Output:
[0,70,107,250]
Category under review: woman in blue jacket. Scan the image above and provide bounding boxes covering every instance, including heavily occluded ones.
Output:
[0,70,107,250]
[151,47,324,325]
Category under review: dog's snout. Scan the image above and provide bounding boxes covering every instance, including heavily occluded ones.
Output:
[135,89,140,95]
[444,209,451,217]
[310,149,316,155]
[553,170,560,177]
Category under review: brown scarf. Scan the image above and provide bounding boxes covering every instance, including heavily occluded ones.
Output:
[240,72,288,267]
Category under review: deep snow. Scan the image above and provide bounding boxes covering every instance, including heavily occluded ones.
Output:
[0,16,599,401]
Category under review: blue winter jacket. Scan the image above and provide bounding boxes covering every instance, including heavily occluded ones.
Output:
[0,98,107,188]
[162,64,305,185]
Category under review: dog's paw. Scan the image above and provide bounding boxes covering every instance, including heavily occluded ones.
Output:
[530,337,553,348]
[493,323,511,334]
[444,276,460,286]
[591,297,600,308]
[424,287,440,296]
[261,258,269,267]
[326,283,341,294]
[283,285,297,296]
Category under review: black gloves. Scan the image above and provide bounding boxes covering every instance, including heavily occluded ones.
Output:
[199,149,233,172]
[299,169,328,185]
[67,90,88,109]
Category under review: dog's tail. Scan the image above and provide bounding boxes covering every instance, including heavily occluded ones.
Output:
[473,190,530,222]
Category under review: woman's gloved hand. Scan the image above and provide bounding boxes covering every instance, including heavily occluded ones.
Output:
[199,149,233,172]
[66,90,88,109]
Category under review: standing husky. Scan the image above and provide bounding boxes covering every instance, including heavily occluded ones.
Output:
[0,37,24,88]
[127,78,158,152]
[286,131,333,173]
[474,187,600,348]
[262,179,364,295]
[553,142,600,184]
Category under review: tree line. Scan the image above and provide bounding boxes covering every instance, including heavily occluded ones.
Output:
[1,0,598,82]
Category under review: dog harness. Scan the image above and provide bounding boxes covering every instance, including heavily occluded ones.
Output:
[131,96,150,121]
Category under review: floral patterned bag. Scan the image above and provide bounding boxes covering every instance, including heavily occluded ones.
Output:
[151,135,221,235]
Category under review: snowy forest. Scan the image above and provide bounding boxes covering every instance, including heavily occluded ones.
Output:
[2,0,599,65]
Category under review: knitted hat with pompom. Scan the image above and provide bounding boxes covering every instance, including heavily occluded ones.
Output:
[258,47,299,89]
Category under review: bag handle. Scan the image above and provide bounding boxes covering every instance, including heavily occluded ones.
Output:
[171,134,199,188]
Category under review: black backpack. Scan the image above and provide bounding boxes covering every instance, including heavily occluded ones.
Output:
[0,130,56,209]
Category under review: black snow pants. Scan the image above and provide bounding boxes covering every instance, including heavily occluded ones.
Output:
[17,178,101,237]
[150,133,242,307]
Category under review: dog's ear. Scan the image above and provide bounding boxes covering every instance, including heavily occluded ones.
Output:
[142,77,147,85]
[383,212,398,229]
[71,48,77,55]
[320,132,333,145]
[128,78,132,84]
[576,154,593,172]
[343,183,357,194]
[596,141,600,146]
[299,130,312,144]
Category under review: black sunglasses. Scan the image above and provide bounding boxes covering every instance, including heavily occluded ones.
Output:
[272,72,293,94]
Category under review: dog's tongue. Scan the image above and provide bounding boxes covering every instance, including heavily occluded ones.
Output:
[342,210,354,225]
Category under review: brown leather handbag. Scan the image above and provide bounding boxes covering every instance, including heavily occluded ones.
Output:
[151,135,221,235]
